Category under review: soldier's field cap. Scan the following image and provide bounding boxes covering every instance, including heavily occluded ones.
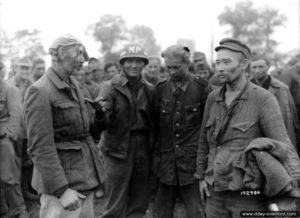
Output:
[215,38,251,58]
[15,57,32,67]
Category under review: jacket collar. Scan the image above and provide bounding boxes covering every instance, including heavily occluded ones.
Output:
[216,79,249,102]
[170,74,190,93]
[47,67,70,90]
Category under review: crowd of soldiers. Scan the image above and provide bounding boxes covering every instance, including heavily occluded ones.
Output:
[1,34,300,218]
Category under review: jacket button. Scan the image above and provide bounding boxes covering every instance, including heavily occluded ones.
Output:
[176,123,179,126]
[175,144,179,148]
[176,134,179,137]
[193,108,197,111]
[162,109,166,113]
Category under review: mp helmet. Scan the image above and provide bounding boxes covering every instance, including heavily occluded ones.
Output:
[119,44,149,65]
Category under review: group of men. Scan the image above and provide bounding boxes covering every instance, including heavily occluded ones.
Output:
[1,34,300,218]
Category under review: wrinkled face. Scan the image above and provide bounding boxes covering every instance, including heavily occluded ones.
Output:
[193,55,206,70]
[60,44,85,75]
[32,63,46,81]
[164,56,188,81]
[72,68,85,85]
[250,59,269,82]
[215,49,245,84]
[122,58,145,79]
[16,65,31,80]
[146,59,160,77]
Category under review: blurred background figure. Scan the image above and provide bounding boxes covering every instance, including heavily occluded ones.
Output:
[31,57,46,82]
[83,66,100,100]
[142,56,162,85]
[8,58,18,79]
[192,51,214,81]
[104,62,119,81]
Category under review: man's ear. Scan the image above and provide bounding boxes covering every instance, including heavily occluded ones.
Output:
[242,59,249,71]
[57,47,65,61]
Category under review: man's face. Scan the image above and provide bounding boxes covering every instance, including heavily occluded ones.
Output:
[106,65,119,78]
[215,49,245,84]
[84,70,93,84]
[122,58,145,79]
[250,59,269,82]
[16,65,31,80]
[196,69,211,81]
[32,63,46,81]
[146,59,160,77]
[165,56,188,81]
[193,55,206,70]
[61,45,85,75]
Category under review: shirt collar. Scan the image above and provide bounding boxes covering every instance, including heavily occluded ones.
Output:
[171,74,190,93]
[216,79,249,102]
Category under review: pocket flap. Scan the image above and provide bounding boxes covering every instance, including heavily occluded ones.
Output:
[53,101,75,109]
[232,121,256,132]
[185,103,201,112]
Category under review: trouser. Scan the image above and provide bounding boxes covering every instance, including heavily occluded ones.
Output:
[101,134,150,218]
[206,188,268,218]
[0,137,26,216]
[153,182,205,218]
[39,191,94,218]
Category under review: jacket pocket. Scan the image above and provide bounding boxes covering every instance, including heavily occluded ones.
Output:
[232,121,256,133]
[184,103,201,127]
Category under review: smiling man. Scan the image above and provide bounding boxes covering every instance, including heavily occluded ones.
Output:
[94,43,155,218]
[24,35,103,218]
[196,38,300,217]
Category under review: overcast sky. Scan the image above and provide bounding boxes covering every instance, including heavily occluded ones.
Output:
[0,0,299,62]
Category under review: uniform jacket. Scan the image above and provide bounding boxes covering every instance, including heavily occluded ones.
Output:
[94,74,155,159]
[195,81,294,192]
[153,75,208,186]
[0,80,22,141]
[24,67,103,195]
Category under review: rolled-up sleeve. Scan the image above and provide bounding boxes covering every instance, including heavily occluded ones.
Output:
[24,86,68,194]
[6,85,22,141]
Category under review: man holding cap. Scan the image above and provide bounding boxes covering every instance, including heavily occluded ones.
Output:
[195,38,300,217]
[94,43,155,218]
[24,34,103,218]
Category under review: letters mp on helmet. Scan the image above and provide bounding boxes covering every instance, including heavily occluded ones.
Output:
[119,44,149,65]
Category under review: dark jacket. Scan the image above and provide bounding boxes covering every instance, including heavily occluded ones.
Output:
[24,67,103,195]
[195,81,294,192]
[0,81,22,141]
[154,75,208,186]
[94,74,155,159]
[239,137,300,198]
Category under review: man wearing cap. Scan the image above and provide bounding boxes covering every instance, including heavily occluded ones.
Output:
[196,38,300,217]
[31,57,46,82]
[152,45,208,218]
[0,62,28,217]
[94,43,155,218]
[24,34,103,218]
[250,55,300,151]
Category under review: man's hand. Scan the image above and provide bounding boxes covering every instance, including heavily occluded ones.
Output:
[58,188,86,211]
[199,180,210,205]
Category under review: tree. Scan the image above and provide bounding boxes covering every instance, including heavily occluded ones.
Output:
[130,25,161,56]
[86,14,129,55]
[218,0,287,60]
[0,29,46,62]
